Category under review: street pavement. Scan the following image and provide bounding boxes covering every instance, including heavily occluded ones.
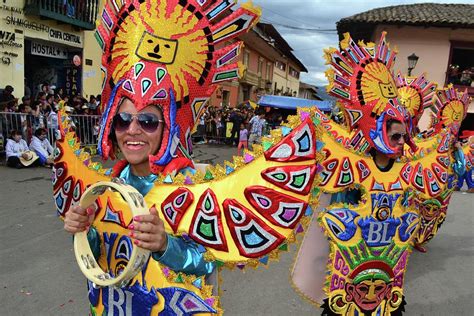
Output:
[0,143,473,315]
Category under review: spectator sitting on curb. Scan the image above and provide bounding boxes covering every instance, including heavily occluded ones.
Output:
[29,128,54,167]
[6,130,39,168]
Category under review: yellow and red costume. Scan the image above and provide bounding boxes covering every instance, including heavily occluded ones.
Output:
[291,32,470,315]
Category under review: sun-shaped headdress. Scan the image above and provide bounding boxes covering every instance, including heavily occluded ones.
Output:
[431,85,470,136]
[95,0,260,174]
[325,32,417,157]
[395,72,437,133]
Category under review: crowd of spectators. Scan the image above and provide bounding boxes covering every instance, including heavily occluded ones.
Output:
[0,83,101,151]
[193,103,286,154]
[2,82,293,164]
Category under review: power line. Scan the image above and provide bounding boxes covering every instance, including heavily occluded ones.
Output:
[256,2,337,32]
[261,18,337,32]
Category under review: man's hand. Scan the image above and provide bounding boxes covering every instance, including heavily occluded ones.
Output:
[129,205,168,253]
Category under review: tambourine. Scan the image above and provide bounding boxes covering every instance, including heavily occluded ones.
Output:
[74,180,151,287]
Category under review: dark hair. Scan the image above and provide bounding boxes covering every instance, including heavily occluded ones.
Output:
[34,128,47,137]
[10,130,21,137]
[385,118,402,132]
[38,91,46,98]
[18,104,25,112]
[31,100,41,111]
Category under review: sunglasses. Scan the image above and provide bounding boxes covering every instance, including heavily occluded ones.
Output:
[113,112,164,133]
[389,132,408,142]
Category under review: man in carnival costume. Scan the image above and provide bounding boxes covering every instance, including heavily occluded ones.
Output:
[291,32,470,315]
[396,71,470,253]
[55,1,327,314]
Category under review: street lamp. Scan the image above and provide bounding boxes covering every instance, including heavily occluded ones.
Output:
[407,53,419,76]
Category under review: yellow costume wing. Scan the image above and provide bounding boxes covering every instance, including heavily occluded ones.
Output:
[54,110,324,271]
[149,110,323,267]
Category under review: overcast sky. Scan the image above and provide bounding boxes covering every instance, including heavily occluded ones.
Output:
[251,0,470,86]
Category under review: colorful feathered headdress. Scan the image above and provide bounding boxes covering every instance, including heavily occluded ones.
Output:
[432,85,470,136]
[325,32,417,157]
[395,72,437,133]
[95,0,260,174]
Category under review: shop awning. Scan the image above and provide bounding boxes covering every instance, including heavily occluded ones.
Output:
[257,95,333,112]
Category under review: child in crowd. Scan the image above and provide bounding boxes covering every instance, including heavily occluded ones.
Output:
[237,123,248,155]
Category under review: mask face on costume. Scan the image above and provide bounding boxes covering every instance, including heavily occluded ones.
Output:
[378,81,397,99]
[346,278,392,312]
[396,72,437,136]
[360,61,398,114]
[420,200,442,221]
[444,101,464,123]
[136,31,178,64]
[433,86,470,135]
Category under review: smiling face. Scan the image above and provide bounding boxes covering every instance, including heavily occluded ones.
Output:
[114,98,164,176]
[136,31,178,64]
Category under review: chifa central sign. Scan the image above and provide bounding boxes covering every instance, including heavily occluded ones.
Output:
[49,28,82,46]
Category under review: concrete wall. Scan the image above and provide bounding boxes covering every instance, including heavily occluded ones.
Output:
[81,29,102,99]
[374,25,474,84]
[374,25,474,130]
[273,60,301,97]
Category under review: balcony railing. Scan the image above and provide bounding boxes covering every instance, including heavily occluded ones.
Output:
[24,0,99,30]
[240,70,259,86]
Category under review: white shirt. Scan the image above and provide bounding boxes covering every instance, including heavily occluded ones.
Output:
[29,136,53,158]
[47,112,58,129]
[6,138,29,158]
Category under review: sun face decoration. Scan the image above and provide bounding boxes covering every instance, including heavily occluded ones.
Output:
[433,85,470,134]
[360,62,398,115]
[398,86,421,117]
[110,1,209,103]
[395,72,437,131]
[441,100,465,126]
